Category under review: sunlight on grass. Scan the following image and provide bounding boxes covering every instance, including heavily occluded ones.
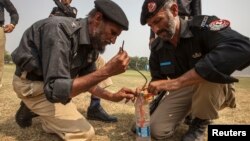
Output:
[0,64,249,141]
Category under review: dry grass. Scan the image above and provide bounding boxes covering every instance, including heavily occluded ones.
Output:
[0,65,249,141]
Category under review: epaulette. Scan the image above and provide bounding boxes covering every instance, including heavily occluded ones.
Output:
[60,18,81,36]
[189,15,230,31]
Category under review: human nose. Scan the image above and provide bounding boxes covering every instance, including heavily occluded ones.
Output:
[111,36,117,44]
[151,26,159,35]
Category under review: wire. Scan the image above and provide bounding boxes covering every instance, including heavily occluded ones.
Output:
[130,64,148,89]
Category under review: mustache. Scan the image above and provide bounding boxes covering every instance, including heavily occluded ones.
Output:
[156,29,168,35]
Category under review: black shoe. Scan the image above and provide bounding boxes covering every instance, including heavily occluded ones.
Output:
[15,101,38,128]
[182,118,211,141]
[87,105,118,123]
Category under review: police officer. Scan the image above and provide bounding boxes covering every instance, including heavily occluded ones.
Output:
[50,0,119,123]
[0,0,18,88]
[140,0,250,140]
[12,0,135,140]
[149,0,201,49]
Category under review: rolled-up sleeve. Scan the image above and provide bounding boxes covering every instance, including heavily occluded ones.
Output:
[195,57,239,83]
[195,28,250,83]
[41,21,73,104]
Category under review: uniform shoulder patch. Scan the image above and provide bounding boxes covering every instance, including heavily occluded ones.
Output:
[209,19,230,31]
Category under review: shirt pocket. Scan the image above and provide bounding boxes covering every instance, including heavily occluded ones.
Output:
[160,60,175,75]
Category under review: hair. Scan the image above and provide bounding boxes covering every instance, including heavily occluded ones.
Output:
[163,0,176,10]
[87,8,109,22]
[87,8,98,18]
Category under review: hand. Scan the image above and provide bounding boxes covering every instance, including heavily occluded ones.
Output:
[110,87,136,103]
[4,24,15,33]
[148,79,181,94]
[135,86,148,95]
[103,50,130,76]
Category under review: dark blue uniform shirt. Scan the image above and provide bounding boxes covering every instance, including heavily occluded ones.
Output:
[149,16,250,83]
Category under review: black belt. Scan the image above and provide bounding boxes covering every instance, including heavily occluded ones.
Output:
[15,67,43,81]
[0,22,4,27]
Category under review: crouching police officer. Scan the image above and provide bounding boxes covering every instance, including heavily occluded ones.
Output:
[49,0,119,123]
[12,0,135,140]
[140,0,250,141]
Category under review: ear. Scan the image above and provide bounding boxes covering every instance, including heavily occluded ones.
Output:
[170,3,178,17]
[93,12,103,26]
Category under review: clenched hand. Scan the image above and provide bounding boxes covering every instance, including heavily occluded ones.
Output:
[4,24,15,33]
[103,49,130,76]
[110,87,136,103]
[148,79,181,94]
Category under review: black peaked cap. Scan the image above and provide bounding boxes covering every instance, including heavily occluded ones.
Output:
[94,0,129,30]
[140,0,168,25]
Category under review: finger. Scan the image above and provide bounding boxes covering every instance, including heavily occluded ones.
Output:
[119,47,123,54]
[148,82,156,92]
[125,98,130,104]
[148,86,155,94]
[153,88,158,95]
[131,96,136,103]
[119,51,128,59]
[135,87,143,94]
[124,94,135,99]
[123,56,130,67]
[122,87,136,94]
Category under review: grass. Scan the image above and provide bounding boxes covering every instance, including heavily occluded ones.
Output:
[0,64,249,141]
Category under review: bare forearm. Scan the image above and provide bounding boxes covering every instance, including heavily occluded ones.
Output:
[148,69,205,94]
[88,86,113,101]
[177,68,204,88]
[70,51,130,98]
[70,68,110,97]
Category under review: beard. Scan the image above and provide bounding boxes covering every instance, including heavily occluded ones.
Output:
[90,22,107,54]
[90,35,106,54]
[156,12,176,41]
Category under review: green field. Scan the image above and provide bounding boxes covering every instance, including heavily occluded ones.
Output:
[0,65,249,141]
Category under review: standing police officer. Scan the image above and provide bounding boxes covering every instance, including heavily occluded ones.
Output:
[140,0,250,140]
[0,0,18,88]
[49,0,118,123]
[50,0,77,18]
[12,0,135,140]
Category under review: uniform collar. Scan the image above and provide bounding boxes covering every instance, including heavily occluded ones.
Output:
[179,18,193,38]
[79,18,91,45]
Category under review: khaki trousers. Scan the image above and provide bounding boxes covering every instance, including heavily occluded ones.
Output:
[95,55,113,88]
[13,75,95,141]
[0,27,6,86]
[150,81,236,140]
